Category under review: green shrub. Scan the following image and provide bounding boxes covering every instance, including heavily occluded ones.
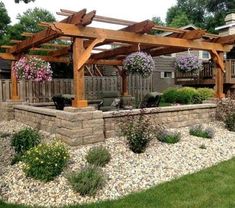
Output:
[86,146,111,167]
[225,112,235,131]
[22,142,69,182]
[191,93,203,104]
[68,166,105,196]
[196,88,214,100]
[119,110,155,153]
[157,130,181,144]
[11,128,41,154]
[176,87,199,104]
[162,88,178,103]
[189,125,214,139]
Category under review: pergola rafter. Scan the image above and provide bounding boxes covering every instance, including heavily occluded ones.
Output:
[0,8,235,107]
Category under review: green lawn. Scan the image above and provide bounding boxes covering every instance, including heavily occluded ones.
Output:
[1,157,235,208]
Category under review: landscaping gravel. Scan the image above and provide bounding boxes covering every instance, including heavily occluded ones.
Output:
[0,120,235,207]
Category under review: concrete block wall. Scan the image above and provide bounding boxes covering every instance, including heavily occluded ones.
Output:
[0,102,216,146]
[13,105,104,146]
[103,104,216,138]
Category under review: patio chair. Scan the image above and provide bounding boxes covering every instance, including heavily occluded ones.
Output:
[139,92,162,108]
[98,92,121,111]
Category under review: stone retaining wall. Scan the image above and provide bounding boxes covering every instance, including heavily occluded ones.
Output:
[14,105,104,146]
[0,102,216,146]
[103,104,216,138]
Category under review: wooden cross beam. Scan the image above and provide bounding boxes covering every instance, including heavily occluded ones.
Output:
[49,23,228,52]
[48,20,155,57]
[90,29,206,60]
[210,34,235,45]
[0,53,122,65]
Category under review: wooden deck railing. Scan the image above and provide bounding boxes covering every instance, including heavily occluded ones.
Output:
[175,59,235,85]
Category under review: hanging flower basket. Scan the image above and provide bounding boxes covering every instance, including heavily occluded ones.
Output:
[13,56,53,82]
[123,52,155,78]
[175,54,203,74]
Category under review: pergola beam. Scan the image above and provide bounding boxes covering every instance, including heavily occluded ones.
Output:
[48,19,155,57]
[91,29,206,60]
[49,23,228,52]
[0,53,122,65]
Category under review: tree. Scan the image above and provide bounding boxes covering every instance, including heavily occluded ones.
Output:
[169,12,191,28]
[17,7,55,33]
[5,7,56,44]
[0,1,11,34]
[151,16,165,34]
[166,0,234,33]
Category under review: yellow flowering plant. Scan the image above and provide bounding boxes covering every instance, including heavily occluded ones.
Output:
[22,142,69,182]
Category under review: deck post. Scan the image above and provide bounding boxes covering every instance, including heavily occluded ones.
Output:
[121,72,128,96]
[215,52,225,99]
[11,61,19,101]
[72,38,88,108]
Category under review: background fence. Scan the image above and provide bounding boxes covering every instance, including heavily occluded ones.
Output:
[0,75,153,103]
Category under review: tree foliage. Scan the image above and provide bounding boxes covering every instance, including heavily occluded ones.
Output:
[17,7,55,33]
[0,2,10,33]
[166,0,235,33]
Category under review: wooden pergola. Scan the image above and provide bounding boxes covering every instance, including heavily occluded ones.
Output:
[0,9,235,108]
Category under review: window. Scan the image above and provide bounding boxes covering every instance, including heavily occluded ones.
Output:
[160,71,175,79]
[202,51,210,59]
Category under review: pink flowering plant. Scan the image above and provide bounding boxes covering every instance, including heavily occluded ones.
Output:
[13,56,53,82]
[175,54,203,74]
[123,52,155,78]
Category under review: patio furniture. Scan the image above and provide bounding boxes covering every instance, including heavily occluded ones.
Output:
[98,92,121,111]
[52,94,102,110]
[139,92,162,108]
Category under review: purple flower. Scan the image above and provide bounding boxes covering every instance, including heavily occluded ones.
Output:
[175,54,203,74]
[123,52,154,78]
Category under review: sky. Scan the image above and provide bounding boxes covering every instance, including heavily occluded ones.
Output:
[2,0,177,28]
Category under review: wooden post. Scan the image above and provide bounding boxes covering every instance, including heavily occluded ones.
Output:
[121,72,128,96]
[72,38,88,108]
[215,52,225,99]
[11,61,19,101]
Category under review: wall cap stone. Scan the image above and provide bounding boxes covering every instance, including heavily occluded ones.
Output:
[14,105,57,117]
[103,104,217,118]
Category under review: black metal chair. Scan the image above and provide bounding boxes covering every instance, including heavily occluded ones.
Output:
[139,92,162,108]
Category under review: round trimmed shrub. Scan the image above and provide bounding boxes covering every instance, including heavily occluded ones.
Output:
[11,128,41,154]
[162,87,178,103]
[197,88,214,100]
[22,142,69,182]
[68,166,105,196]
[86,146,111,167]
[176,87,199,104]
[157,130,181,144]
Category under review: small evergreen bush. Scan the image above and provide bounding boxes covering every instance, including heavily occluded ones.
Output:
[176,87,199,104]
[86,146,111,167]
[189,125,214,139]
[162,88,178,103]
[68,166,105,196]
[225,112,235,131]
[11,128,41,154]
[197,88,214,100]
[22,142,69,182]
[157,130,181,144]
[162,87,214,105]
